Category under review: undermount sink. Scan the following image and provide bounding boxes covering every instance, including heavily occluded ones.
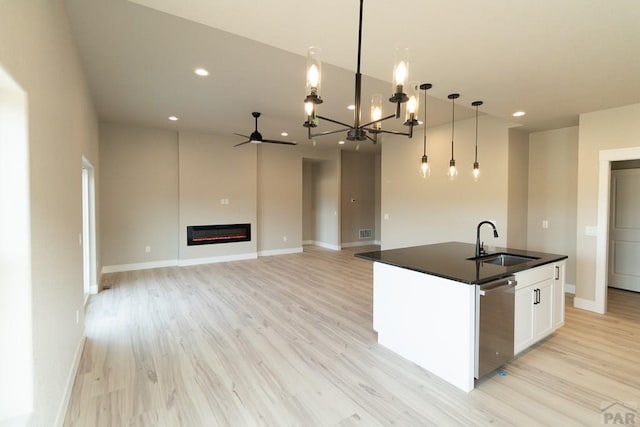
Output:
[468,253,540,266]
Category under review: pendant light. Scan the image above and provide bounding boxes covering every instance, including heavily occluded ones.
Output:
[472,101,483,181]
[303,0,416,144]
[447,93,460,180]
[419,83,432,178]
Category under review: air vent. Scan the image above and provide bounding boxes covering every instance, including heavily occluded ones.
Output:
[359,229,373,239]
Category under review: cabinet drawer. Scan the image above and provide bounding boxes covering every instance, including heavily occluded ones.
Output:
[515,263,554,290]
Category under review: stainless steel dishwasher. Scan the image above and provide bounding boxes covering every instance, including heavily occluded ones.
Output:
[475,276,517,379]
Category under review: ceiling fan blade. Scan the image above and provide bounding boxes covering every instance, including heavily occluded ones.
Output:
[234,140,251,147]
[263,139,297,145]
[234,133,250,138]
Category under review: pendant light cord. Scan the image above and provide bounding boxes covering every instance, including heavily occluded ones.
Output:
[474,104,478,162]
[423,88,427,156]
[451,97,455,160]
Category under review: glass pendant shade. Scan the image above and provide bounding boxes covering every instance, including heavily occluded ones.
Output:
[404,82,419,125]
[392,47,409,96]
[420,155,430,178]
[448,159,458,180]
[306,47,322,97]
[472,100,483,182]
[447,93,460,180]
[418,83,432,179]
[371,94,383,130]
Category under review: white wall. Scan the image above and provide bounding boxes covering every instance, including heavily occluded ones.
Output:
[100,123,179,268]
[99,124,345,266]
[178,131,258,263]
[0,65,32,424]
[381,115,516,250]
[0,1,100,425]
[341,151,376,246]
[576,103,640,304]
[507,128,529,249]
[302,160,315,243]
[527,127,578,286]
[311,155,341,249]
[258,144,303,254]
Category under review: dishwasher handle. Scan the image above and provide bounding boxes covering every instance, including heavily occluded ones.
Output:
[479,279,517,296]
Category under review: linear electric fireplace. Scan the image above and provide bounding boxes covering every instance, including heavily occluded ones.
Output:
[186,223,251,246]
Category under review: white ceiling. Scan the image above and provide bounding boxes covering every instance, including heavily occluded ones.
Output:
[63,0,640,152]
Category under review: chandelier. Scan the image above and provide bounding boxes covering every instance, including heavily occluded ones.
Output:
[303,0,418,143]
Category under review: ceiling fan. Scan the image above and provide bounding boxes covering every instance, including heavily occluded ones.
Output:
[234,112,297,147]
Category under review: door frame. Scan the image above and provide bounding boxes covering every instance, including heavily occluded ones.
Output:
[82,156,98,300]
[595,147,640,313]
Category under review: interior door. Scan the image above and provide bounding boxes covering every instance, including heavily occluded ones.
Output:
[608,168,640,292]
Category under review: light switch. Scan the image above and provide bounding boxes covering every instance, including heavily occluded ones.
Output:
[384,213,390,220]
[585,226,598,236]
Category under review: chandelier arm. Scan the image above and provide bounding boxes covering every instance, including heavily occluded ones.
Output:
[316,115,353,128]
[310,127,352,138]
[365,134,377,144]
[359,113,397,129]
[370,128,411,137]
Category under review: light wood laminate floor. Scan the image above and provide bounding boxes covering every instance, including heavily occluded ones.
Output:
[65,246,640,426]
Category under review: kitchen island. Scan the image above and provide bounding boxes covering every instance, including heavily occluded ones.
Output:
[356,242,567,392]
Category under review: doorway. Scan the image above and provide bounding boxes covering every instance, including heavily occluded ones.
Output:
[608,161,640,292]
[595,147,640,313]
[82,157,97,300]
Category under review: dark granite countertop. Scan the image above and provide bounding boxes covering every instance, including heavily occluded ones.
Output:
[355,241,567,285]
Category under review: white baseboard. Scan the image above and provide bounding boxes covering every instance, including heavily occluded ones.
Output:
[312,241,341,251]
[258,247,303,257]
[55,336,86,427]
[574,296,598,312]
[565,283,576,294]
[178,253,257,267]
[341,240,377,248]
[102,259,178,274]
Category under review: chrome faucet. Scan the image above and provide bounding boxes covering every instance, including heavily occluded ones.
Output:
[476,221,499,257]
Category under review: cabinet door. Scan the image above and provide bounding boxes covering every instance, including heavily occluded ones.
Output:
[534,279,554,341]
[552,261,566,329]
[514,285,535,354]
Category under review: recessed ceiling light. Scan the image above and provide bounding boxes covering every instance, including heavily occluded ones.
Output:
[281,132,289,137]
[338,140,345,145]
[512,111,526,117]
[347,105,355,111]
[194,68,209,76]
[168,116,178,121]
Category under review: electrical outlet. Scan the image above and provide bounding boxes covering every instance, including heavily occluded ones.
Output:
[145,245,151,253]
[283,236,287,242]
[542,220,549,229]
[384,213,390,220]
[75,310,80,325]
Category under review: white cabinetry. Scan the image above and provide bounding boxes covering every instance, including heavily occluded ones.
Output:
[514,261,565,355]
[552,260,566,329]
